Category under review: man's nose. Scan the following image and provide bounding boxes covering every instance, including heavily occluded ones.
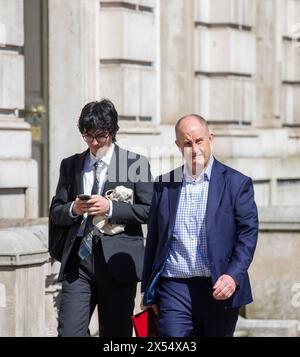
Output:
[191,143,198,154]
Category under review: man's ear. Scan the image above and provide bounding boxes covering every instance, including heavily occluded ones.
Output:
[175,140,181,152]
[175,141,184,157]
[209,132,214,143]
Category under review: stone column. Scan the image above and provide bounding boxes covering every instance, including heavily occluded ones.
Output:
[0,0,38,218]
[255,0,282,127]
[99,0,158,125]
[194,0,256,126]
[160,0,194,124]
[281,0,300,126]
[48,0,100,197]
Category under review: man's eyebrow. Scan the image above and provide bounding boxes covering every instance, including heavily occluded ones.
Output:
[183,137,203,142]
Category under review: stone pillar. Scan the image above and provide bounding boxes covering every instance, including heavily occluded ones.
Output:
[99,0,158,126]
[160,0,194,124]
[0,0,38,218]
[255,0,300,128]
[255,0,281,127]
[282,0,300,126]
[0,220,48,336]
[48,0,100,197]
[194,0,256,126]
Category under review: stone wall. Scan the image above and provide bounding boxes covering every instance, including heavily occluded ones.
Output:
[116,0,300,210]
[247,207,300,321]
[282,0,300,126]
[0,0,38,219]
[0,219,48,336]
[99,0,158,123]
[194,0,256,125]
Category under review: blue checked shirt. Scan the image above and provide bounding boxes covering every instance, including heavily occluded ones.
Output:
[162,156,214,278]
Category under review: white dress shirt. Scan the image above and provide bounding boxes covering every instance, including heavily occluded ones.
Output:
[69,144,115,236]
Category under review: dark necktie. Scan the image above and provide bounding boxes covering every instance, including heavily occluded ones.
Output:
[78,160,104,260]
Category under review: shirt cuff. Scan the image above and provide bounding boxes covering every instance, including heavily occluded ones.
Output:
[69,201,80,218]
[105,199,113,218]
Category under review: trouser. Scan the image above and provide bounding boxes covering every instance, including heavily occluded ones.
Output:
[157,277,239,337]
[57,236,137,337]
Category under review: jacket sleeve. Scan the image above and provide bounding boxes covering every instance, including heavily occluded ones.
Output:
[141,182,160,293]
[225,177,259,284]
[109,156,153,225]
[49,159,77,227]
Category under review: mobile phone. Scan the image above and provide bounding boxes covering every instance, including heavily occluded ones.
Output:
[77,194,92,200]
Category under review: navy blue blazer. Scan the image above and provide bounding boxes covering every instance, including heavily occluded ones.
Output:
[142,158,258,308]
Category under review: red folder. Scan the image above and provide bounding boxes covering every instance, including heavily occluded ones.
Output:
[131,309,158,337]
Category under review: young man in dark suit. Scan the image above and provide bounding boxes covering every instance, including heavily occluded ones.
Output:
[141,115,258,337]
[50,99,153,337]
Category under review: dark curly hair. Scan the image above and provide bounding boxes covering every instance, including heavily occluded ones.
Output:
[78,99,119,142]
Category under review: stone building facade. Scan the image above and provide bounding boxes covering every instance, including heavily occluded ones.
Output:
[0,0,300,336]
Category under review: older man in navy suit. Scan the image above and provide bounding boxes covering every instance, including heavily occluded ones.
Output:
[141,115,258,337]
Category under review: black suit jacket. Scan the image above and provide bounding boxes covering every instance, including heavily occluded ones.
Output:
[49,145,153,283]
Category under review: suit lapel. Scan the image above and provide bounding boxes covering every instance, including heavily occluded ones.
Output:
[167,166,183,238]
[74,150,89,195]
[206,159,226,233]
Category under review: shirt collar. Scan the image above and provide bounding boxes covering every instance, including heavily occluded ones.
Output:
[183,155,214,183]
[88,143,115,168]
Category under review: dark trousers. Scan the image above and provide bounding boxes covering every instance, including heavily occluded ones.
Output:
[157,277,239,337]
[58,237,137,337]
